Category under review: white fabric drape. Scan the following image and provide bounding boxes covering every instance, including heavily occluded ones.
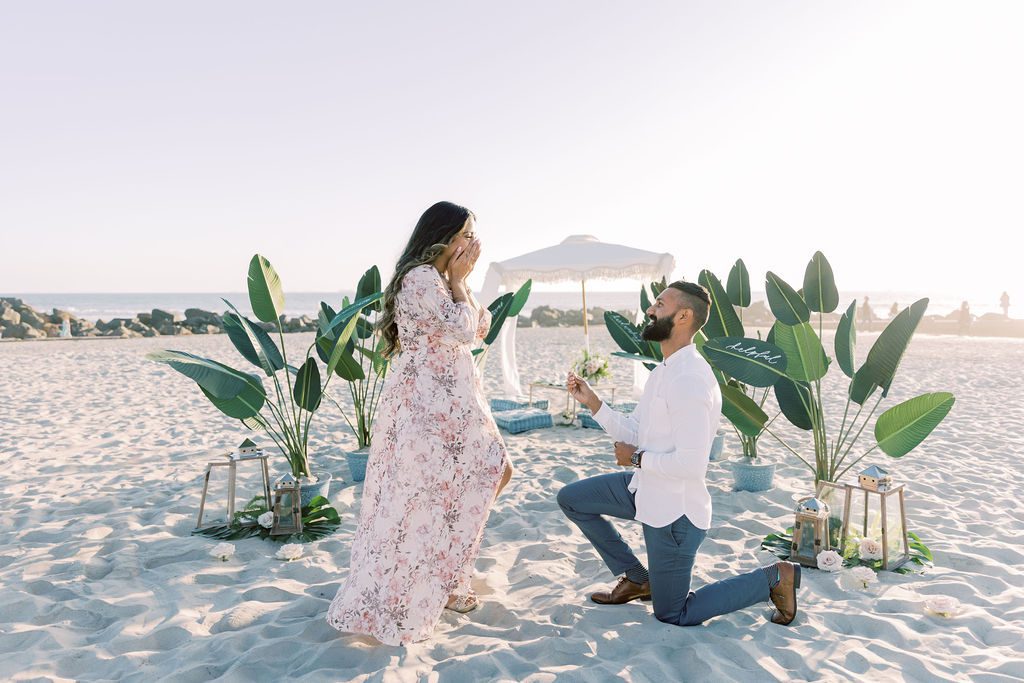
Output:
[477,235,675,398]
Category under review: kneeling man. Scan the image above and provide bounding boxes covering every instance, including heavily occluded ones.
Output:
[558,281,800,627]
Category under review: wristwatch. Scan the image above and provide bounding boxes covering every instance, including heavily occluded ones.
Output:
[630,449,644,468]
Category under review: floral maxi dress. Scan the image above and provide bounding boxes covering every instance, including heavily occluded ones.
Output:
[326,264,509,646]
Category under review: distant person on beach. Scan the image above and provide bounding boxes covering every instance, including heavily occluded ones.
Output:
[559,281,801,628]
[860,296,874,331]
[958,301,973,335]
[327,201,513,646]
[1001,291,1010,318]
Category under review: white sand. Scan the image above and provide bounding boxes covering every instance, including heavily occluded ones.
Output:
[1,328,1023,682]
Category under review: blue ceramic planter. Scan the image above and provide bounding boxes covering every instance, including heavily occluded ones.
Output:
[731,460,775,492]
[346,448,370,483]
[300,471,332,506]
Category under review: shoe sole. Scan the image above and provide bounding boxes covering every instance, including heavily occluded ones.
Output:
[590,595,653,605]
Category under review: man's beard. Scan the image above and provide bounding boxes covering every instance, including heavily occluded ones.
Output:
[641,315,674,342]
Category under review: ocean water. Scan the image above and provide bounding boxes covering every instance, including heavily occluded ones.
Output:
[2,290,1004,321]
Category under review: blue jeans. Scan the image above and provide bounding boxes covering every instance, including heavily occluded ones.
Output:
[557,472,770,626]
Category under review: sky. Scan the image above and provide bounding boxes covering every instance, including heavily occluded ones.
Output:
[1,1,1021,301]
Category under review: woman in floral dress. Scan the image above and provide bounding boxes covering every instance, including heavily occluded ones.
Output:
[326,201,513,646]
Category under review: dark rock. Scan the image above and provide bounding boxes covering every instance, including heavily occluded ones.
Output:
[185,308,221,326]
[17,307,46,328]
[0,297,24,308]
[137,313,153,326]
[151,309,178,328]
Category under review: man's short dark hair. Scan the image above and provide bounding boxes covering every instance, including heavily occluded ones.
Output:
[667,280,711,331]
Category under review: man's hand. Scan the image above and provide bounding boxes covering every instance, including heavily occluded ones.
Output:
[567,371,600,413]
[614,441,638,467]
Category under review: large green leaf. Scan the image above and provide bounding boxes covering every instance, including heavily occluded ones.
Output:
[507,279,532,317]
[324,310,365,379]
[702,337,788,387]
[222,300,285,376]
[726,259,751,308]
[859,298,929,397]
[849,365,878,405]
[699,269,744,339]
[317,334,365,381]
[317,302,337,337]
[484,292,515,345]
[766,272,810,325]
[773,322,829,383]
[803,251,839,313]
[201,383,266,419]
[355,315,375,340]
[694,331,726,384]
[874,392,955,457]
[356,266,382,312]
[323,293,383,340]
[720,383,768,436]
[147,350,252,399]
[293,357,322,412]
[247,254,285,323]
[605,311,646,356]
[835,300,857,379]
[640,285,652,315]
[774,377,813,431]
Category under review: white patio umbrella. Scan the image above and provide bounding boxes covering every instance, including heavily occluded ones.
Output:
[479,235,675,397]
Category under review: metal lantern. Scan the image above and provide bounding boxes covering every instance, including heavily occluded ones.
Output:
[196,444,272,531]
[858,465,892,492]
[816,466,911,571]
[270,474,303,536]
[790,496,831,567]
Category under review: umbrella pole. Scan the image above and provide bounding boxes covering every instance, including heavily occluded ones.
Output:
[581,278,589,353]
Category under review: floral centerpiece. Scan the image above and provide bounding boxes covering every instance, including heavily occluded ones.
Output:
[572,348,611,383]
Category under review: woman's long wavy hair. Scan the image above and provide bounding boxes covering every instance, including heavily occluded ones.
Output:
[379,201,475,358]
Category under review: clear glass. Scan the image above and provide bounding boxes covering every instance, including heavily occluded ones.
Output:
[883,489,908,568]
[816,481,848,551]
[796,519,817,559]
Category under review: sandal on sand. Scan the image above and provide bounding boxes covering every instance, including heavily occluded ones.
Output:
[445,593,480,614]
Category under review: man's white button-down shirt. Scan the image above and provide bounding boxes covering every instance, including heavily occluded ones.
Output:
[594,343,722,529]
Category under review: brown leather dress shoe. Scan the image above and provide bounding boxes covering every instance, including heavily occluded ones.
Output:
[768,562,801,625]
[590,577,652,605]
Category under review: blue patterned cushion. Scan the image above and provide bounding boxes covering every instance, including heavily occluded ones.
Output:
[493,408,553,434]
[579,402,637,429]
[490,398,550,412]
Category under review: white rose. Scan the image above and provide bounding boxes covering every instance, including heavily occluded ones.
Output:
[924,596,961,617]
[849,566,878,589]
[859,538,883,561]
[816,549,843,572]
[257,511,274,529]
[275,544,303,561]
[210,542,235,561]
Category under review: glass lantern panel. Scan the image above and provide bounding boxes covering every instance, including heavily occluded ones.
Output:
[796,521,817,558]
[884,490,907,565]
[231,460,269,518]
[816,481,848,550]
[202,467,231,526]
[850,489,885,550]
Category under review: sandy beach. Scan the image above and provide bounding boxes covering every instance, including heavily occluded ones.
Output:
[2,327,1023,682]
